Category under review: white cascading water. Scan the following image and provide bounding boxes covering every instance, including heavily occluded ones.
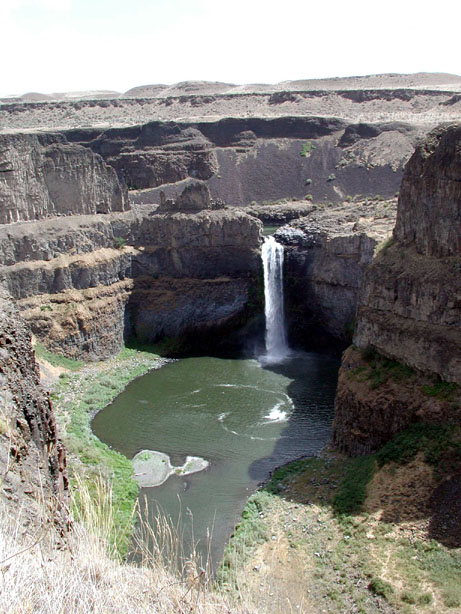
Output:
[261,236,290,364]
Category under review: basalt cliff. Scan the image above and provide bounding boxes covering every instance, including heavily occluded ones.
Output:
[0,181,261,360]
[0,287,68,527]
[2,74,461,212]
[333,124,461,454]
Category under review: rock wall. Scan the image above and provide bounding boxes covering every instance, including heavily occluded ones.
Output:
[333,346,460,456]
[0,195,262,359]
[0,288,68,525]
[63,118,416,206]
[354,124,461,384]
[0,133,128,224]
[334,124,461,454]
[276,199,396,346]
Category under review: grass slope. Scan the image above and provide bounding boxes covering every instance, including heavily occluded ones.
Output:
[219,425,461,613]
[46,346,168,556]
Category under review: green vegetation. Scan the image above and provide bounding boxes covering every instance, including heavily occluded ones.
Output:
[304,193,313,201]
[376,423,460,467]
[221,423,461,611]
[34,342,84,371]
[354,346,415,389]
[333,455,375,515]
[327,173,336,182]
[422,380,459,402]
[374,235,394,255]
[300,140,316,157]
[113,236,127,249]
[265,457,312,494]
[368,577,394,600]
[137,451,153,462]
[217,491,271,587]
[305,177,312,185]
[48,345,166,556]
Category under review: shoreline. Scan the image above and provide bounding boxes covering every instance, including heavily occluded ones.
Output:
[39,345,171,555]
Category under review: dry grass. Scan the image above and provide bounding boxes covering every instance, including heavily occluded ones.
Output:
[0,478,255,614]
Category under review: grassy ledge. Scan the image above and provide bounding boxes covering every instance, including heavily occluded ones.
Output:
[43,345,169,557]
[219,425,461,613]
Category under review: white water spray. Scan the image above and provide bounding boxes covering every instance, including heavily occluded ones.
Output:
[261,236,290,364]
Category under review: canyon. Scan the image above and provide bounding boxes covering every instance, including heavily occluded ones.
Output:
[0,74,460,613]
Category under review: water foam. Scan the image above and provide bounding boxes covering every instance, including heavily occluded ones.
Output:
[260,236,290,364]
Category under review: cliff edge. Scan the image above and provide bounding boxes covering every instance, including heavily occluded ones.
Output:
[334,124,461,454]
[0,288,68,527]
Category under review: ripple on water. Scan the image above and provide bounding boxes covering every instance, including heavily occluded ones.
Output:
[92,352,340,570]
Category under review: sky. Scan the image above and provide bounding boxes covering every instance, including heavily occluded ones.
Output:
[1,0,460,96]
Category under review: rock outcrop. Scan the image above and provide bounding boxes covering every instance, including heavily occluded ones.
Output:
[158,181,214,212]
[3,74,461,210]
[0,288,68,525]
[334,124,461,454]
[65,117,412,207]
[0,183,262,359]
[0,133,128,224]
[354,125,461,384]
[276,198,396,345]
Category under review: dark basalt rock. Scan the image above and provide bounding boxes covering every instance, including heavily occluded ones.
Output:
[159,181,212,212]
[334,123,461,455]
[0,288,69,526]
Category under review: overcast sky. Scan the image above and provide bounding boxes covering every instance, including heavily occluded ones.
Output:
[1,0,460,96]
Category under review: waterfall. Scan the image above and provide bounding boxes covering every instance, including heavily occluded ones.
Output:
[260,236,290,364]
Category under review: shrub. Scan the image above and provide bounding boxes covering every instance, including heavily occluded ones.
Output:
[305,194,313,201]
[113,236,127,249]
[368,577,394,601]
[300,141,316,157]
[333,455,375,515]
[421,380,458,401]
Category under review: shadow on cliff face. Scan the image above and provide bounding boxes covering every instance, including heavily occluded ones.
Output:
[428,473,461,548]
[251,412,461,550]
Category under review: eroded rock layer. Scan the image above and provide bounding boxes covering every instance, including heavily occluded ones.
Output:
[0,288,68,524]
[0,133,128,224]
[276,199,396,345]
[0,193,261,359]
[334,124,461,454]
[65,117,413,206]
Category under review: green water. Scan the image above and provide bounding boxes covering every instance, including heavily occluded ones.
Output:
[262,225,282,236]
[92,352,339,567]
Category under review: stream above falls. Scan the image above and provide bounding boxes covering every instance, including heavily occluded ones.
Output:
[92,351,339,569]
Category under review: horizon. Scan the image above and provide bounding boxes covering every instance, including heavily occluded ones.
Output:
[2,0,460,98]
[2,70,461,99]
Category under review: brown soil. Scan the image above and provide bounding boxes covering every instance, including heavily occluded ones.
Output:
[234,448,461,614]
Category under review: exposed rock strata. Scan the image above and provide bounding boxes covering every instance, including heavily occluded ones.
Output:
[0,133,128,224]
[0,288,68,524]
[245,202,315,224]
[65,117,413,206]
[276,199,396,344]
[0,200,261,359]
[354,125,461,384]
[334,124,461,454]
[333,347,461,455]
